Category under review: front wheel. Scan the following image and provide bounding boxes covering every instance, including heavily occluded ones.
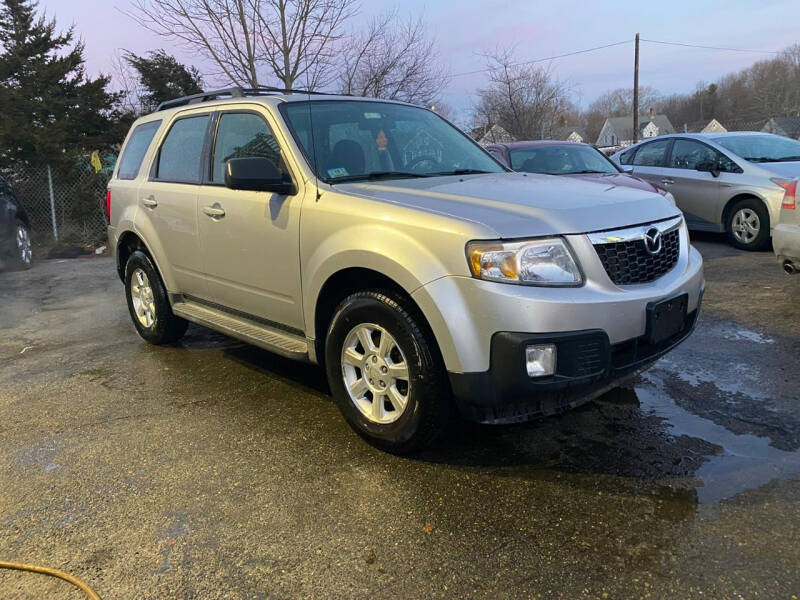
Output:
[726,198,770,251]
[124,250,188,345]
[325,291,451,454]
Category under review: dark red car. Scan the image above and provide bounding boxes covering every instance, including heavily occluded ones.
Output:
[484,140,670,197]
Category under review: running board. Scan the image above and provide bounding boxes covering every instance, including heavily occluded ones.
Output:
[172,301,309,360]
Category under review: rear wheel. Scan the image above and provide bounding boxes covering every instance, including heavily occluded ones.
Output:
[124,250,187,344]
[12,220,33,270]
[726,198,770,251]
[325,291,450,454]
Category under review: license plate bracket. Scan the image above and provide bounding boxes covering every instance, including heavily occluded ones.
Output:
[646,294,688,344]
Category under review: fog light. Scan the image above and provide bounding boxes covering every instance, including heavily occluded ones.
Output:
[526,344,556,377]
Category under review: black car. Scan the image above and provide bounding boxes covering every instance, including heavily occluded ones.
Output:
[0,176,32,270]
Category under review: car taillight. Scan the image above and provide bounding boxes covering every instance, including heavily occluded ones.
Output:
[105,190,112,223]
[774,178,797,210]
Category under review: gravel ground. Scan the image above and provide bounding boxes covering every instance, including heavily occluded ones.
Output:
[0,233,799,599]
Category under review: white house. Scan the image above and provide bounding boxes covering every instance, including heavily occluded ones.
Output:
[470,124,513,145]
[700,118,726,134]
[762,117,800,139]
[596,110,676,150]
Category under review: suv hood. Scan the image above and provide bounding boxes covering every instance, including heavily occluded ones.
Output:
[337,172,680,238]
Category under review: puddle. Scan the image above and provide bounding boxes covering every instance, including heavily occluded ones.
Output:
[636,372,800,504]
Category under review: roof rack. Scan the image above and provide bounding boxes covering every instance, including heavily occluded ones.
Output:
[156,86,345,111]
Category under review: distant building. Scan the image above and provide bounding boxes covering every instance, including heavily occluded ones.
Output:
[700,118,727,134]
[553,125,587,143]
[596,109,676,150]
[762,117,800,139]
[470,124,513,145]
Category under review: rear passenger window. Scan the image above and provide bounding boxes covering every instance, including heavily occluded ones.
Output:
[118,120,161,180]
[211,112,288,183]
[156,115,210,183]
[632,139,670,167]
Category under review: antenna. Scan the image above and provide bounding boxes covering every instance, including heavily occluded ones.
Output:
[303,68,321,200]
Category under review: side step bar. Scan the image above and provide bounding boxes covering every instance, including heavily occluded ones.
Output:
[172,300,309,360]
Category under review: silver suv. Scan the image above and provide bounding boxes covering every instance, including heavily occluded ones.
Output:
[108,88,704,453]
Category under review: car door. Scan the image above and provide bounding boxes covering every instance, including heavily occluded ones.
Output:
[663,138,722,228]
[629,138,673,189]
[197,108,305,331]
[0,178,14,256]
[141,111,211,298]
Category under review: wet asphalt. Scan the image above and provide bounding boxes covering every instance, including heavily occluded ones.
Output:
[0,234,799,599]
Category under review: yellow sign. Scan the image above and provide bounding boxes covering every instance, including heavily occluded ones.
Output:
[90,151,102,173]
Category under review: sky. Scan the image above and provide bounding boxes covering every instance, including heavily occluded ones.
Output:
[39,0,800,121]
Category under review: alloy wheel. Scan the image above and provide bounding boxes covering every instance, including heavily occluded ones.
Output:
[731,208,760,245]
[341,323,410,424]
[130,268,156,328]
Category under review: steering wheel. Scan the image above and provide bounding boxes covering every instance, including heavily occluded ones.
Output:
[406,155,444,173]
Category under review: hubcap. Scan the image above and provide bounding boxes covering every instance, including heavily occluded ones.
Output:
[341,323,410,424]
[16,225,32,265]
[130,268,156,328]
[731,208,760,244]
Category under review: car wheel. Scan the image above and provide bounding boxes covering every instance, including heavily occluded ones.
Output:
[12,220,33,270]
[325,291,451,454]
[726,198,770,251]
[124,250,188,345]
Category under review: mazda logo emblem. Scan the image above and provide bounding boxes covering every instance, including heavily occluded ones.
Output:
[644,228,663,254]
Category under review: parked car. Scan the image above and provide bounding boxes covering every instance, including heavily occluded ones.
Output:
[0,176,33,270]
[484,140,676,201]
[773,178,799,274]
[611,132,800,251]
[108,88,704,453]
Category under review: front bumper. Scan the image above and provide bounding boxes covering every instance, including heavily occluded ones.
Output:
[449,302,700,423]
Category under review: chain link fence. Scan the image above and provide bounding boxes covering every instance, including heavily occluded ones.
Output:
[6,163,111,246]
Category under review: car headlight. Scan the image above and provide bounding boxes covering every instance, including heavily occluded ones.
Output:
[466,238,582,286]
[663,191,676,206]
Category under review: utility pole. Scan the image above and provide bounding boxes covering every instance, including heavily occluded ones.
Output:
[633,33,640,144]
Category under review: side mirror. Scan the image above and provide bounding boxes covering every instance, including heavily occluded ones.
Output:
[696,161,720,178]
[621,165,634,174]
[224,157,296,194]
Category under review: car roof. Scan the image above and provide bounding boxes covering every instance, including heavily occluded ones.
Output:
[487,140,589,150]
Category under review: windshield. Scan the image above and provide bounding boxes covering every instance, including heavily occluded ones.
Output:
[713,134,800,163]
[509,144,619,175]
[280,100,506,183]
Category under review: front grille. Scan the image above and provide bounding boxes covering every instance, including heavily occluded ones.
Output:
[594,228,679,285]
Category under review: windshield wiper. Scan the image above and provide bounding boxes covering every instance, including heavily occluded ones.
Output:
[569,170,614,174]
[774,155,800,162]
[744,156,772,163]
[428,169,494,176]
[329,171,432,184]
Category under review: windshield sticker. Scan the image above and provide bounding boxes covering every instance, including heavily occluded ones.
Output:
[376,130,388,151]
[364,112,382,119]
[327,167,348,178]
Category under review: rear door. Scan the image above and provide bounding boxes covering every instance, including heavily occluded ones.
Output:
[196,108,305,331]
[629,138,673,189]
[663,138,722,227]
[140,110,211,297]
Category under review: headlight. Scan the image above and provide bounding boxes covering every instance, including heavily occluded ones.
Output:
[466,238,582,286]
[663,191,676,206]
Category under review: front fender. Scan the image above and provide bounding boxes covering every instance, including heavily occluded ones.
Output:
[303,223,452,341]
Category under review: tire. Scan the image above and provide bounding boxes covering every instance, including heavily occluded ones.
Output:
[324,291,451,454]
[124,250,188,345]
[11,220,33,270]
[726,198,770,251]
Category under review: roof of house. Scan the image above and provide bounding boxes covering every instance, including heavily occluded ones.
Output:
[765,116,800,137]
[554,125,587,140]
[603,114,676,138]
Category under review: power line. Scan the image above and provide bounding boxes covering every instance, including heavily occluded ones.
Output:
[449,40,632,79]
[641,38,780,55]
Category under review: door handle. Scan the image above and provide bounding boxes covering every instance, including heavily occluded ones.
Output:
[142,195,158,208]
[661,178,674,185]
[202,204,226,219]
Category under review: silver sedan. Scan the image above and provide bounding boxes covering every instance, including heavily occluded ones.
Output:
[612,132,800,250]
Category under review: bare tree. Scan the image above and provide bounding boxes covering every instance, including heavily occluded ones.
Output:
[126,0,357,89]
[472,48,572,141]
[339,11,448,104]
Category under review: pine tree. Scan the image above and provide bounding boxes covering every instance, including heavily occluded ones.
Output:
[124,49,203,113]
[0,0,121,168]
